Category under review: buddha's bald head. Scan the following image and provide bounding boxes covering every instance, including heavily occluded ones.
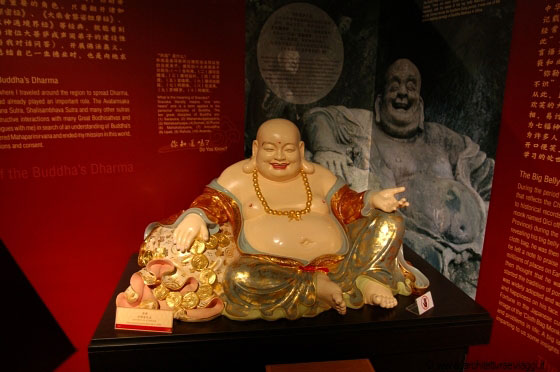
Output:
[252,119,305,181]
[256,118,301,143]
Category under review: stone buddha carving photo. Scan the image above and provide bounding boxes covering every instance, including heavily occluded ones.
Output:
[116,118,429,321]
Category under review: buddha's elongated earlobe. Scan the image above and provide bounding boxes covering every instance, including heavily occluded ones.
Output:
[242,157,257,173]
[302,159,315,174]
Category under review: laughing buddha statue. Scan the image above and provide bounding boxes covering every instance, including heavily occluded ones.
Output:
[117,119,429,321]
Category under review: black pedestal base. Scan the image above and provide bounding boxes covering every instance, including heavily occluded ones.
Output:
[89,247,492,372]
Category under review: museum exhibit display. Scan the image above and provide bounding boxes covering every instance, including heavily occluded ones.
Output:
[95,120,493,371]
[1,0,560,370]
[115,119,430,321]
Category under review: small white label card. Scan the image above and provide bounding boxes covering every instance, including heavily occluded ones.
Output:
[115,307,174,333]
[416,291,435,315]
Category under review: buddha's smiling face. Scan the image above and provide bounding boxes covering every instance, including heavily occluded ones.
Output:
[379,59,423,133]
[253,119,304,182]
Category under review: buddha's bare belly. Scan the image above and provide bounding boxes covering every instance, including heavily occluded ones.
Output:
[243,213,343,263]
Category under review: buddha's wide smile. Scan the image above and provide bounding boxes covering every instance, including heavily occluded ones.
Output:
[392,99,411,111]
[270,162,289,169]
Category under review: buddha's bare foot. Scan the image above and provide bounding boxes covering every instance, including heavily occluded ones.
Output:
[362,280,397,308]
[316,273,346,315]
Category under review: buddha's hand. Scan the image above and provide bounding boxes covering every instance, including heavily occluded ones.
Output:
[370,187,409,213]
[313,150,352,180]
[173,213,209,253]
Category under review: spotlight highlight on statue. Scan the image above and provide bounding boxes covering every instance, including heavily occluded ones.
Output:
[116,118,429,321]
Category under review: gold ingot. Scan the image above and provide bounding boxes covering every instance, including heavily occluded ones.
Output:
[191,254,209,271]
[162,267,189,290]
[165,291,183,309]
[181,291,200,309]
[190,239,206,254]
[152,284,169,301]
[199,268,217,285]
[124,286,139,303]
[216,233,230,247]
[196,284,214,301]
[138,268,158,286]
[205,235,218,250]
[138,299,158,309]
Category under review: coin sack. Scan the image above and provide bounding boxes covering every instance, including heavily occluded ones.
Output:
[116,223,235,322]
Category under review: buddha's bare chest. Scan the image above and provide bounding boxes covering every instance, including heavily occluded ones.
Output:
[375,138,454,182]
[233,182,343,262]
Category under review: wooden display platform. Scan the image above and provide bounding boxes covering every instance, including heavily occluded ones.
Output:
[89,247,492,372]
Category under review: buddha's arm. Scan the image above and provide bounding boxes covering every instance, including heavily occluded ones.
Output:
[330,183,409,226]
[366,187,409,213]
[172,185,237,252]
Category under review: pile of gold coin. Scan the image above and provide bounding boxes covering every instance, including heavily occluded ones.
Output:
[182,291,199,309]
[189,239,206,254]
[165,292,183,310]
[199,268,217,285]
[191,253,209,271]
[216,232,230,247]
[138,267,158,286]
[152,284,169,301]
[135,230,231,314]
[189,233,223,254]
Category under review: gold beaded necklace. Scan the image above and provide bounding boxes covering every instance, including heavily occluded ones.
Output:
[252,169,312,221]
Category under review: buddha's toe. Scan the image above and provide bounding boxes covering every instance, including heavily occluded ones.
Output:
[332,293,347,314]
[373,295,397,308]
[362,279,397,308]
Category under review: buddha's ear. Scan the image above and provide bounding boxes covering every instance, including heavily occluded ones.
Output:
[299,140,314,173]
[302,159,315,174]
[242,140,258,173]
[242,158,256,173]
[251,139,258,158]
[374,94,382,123]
